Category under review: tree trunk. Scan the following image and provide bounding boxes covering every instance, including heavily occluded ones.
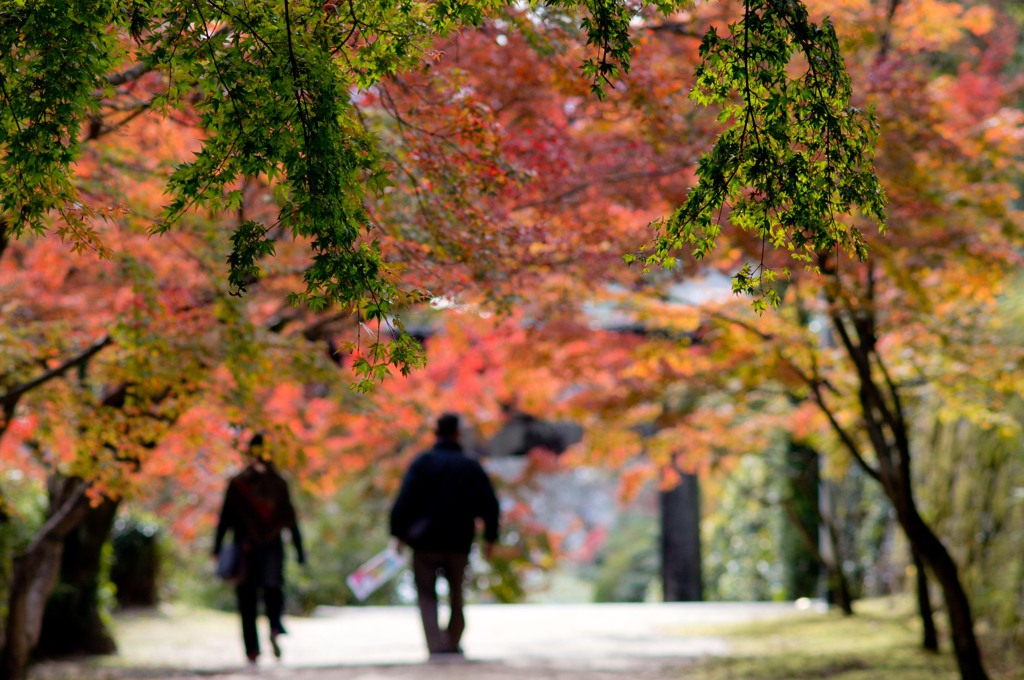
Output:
[911,544,939,652]
[896,496,987,678]
[780,464,854,615]
[822,282,989,680]
[660,471,702,601]
[1,542,64,680]
[780,442,822,600]
[816,479,855,615]
[36,496,120,658]
[0,480,92,680]
[824,550,854,615]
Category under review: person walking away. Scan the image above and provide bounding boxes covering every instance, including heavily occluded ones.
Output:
[390,413,500,658]
[213,433,305,664]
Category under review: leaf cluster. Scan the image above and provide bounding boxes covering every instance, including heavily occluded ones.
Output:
[644,0,887,312]
[0,0,123,253]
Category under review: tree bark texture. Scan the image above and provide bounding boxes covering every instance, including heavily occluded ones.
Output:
[0,479,93,680]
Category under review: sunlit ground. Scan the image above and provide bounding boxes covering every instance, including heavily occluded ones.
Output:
[682,597,1022,680]
[28,596,1022,680]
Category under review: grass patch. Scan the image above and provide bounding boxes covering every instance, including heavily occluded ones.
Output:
[682,597,1021,680]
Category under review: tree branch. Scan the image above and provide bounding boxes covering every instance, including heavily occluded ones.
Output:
[24,481,92,554]
[1,336,113,427]
[105,61,153,86]
[513,162,692,211]
[877,0,903,61]
[644,22,702,37]
[704,308,882,483]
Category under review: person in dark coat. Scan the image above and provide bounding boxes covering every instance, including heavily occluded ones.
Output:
[213,433,305,664]
[390,413,501,658]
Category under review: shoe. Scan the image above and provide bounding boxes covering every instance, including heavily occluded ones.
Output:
[246,651,259,665]
[270,634,282,659]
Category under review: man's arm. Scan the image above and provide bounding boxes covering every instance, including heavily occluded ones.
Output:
[212,481,236,556]
[389,457,422,541]
[290,522,306,564]
[476,465,500,556]
[281,481,306,564]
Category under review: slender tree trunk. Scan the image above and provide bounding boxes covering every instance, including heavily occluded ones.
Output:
[876,436,987,678]
[825,291,989,680]
[817,482,855,615]
[824,551,854,615]
[911,544,939,652]
[0,480,93,680]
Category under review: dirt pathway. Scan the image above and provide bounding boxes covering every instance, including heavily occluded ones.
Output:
[31,601,817,680]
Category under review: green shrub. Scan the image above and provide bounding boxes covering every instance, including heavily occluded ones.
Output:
[592,511,659,603]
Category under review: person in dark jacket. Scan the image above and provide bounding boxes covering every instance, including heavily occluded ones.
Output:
[213,433,305,664]
[390,413,500,658]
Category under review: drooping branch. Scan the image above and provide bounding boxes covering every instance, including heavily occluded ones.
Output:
[647,0,886,311]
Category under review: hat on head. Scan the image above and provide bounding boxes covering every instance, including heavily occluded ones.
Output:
[435,413,460,439]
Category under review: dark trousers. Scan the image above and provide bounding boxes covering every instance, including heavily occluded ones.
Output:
[236,582,284,659]
[412,550,469,655]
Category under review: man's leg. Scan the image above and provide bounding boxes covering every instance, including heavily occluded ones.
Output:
[265,586,285,658]
[235,583,260,661]
[413,551,447,655]
[442,552,469,653]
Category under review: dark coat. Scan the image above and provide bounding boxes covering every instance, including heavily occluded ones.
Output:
[390,441,500,554]
[214,463,305,587]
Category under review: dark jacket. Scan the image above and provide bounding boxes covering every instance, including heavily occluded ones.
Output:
[390,441,500,554]
[214,463,305,586]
